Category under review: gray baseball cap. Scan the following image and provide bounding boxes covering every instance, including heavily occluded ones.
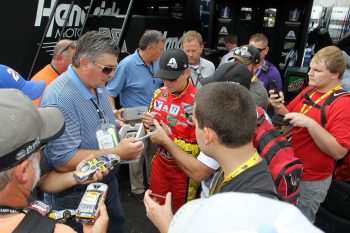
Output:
[0,89,65,172]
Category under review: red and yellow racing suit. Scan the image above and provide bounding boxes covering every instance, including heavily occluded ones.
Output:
[149,82,199,213]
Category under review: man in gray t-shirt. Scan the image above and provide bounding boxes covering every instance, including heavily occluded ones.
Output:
[231,45,268,110]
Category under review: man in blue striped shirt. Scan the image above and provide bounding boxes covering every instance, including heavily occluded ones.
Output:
[41,31,144,233]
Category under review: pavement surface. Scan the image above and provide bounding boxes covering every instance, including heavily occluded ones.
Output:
[118,164,159,233]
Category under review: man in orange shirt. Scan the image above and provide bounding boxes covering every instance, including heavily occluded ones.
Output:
[31,39,76,107]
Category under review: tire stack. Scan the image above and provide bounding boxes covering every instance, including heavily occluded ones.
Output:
[315,180,350,233]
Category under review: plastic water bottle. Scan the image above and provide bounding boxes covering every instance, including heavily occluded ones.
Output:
[302,47,312,68]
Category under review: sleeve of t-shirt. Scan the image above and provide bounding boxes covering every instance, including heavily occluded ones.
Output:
[325,96,350,150]
[197,151,220,170]
[106,62,127,97]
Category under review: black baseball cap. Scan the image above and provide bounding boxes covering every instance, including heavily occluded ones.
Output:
[200,63,252,89]
[229,45,260,65]
[155,49,189,80]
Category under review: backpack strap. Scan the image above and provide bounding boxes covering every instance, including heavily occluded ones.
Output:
[13,209,55,233]
[257,129,282,152]
[302,88,350,127]
[320,89,349,127]
[264,140,291,164]
[256,110,266,126]
[302,87,324,110]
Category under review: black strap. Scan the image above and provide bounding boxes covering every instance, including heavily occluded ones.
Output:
[90,99,105,123]
[258,129,282,153]
[302,88,350,127]
[13,209,55,233]
[320,90,349,127]
[137,50,155,86]
[256,110,266,126]
[264,140,291,165]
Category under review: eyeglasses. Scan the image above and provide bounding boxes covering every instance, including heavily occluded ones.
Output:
[59,41,77,54]
[93,62,117,75]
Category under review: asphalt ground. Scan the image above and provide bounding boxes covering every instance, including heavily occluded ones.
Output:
[117,164,159,233]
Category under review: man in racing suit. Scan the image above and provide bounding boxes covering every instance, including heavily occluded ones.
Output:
[143,48,199,213]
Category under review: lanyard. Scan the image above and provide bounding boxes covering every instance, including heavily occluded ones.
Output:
[49,63,60,75]
[138,50,155,86]
[90,98,106,123]
[251,75,257,83]
[0,206,23,215]
[210,150,259,195]
[300,84,342,115]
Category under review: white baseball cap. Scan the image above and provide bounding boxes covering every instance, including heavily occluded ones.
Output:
[168,192,323,233]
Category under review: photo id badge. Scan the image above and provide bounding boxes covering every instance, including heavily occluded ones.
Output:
[96,123,119,149]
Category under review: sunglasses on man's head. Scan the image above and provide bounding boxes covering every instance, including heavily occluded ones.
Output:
[60,41,77,54]
[234,48,253,60]
[94,62,117,75]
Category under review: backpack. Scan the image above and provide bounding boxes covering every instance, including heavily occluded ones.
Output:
[253,106,303,204]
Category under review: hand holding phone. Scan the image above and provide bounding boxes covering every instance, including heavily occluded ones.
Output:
[269,80,280,98]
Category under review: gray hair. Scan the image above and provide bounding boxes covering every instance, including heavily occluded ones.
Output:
[72,31,120,67]
[0,167,12,191]
[0,154,37,191]
[139,30,165,50]
[52,39,77,59]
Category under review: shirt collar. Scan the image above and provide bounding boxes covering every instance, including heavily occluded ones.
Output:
[135,49,146,66]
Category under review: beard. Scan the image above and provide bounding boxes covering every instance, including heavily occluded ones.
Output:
[31,157,41,191]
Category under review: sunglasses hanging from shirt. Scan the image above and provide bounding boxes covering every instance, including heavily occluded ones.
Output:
[191,67,203,87]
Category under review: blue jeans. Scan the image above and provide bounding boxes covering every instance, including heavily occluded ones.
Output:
[49,177,125,233]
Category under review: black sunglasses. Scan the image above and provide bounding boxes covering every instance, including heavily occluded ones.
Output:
[94,62,117,75]
[60,41,77,54]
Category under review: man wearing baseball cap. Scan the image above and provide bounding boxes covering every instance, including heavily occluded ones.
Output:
[0,64,45,105]
[142,48,199,213]
[0,89,109,233]
[230,45,269,110]
[0,88,72,233]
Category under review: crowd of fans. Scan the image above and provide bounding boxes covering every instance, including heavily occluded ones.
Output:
[0,29,349,233]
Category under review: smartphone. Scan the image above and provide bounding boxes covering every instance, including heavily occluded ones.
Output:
[135,133,152,142]
[76,183,108,224]
[149,192,166,200]
[269,80,280,98]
